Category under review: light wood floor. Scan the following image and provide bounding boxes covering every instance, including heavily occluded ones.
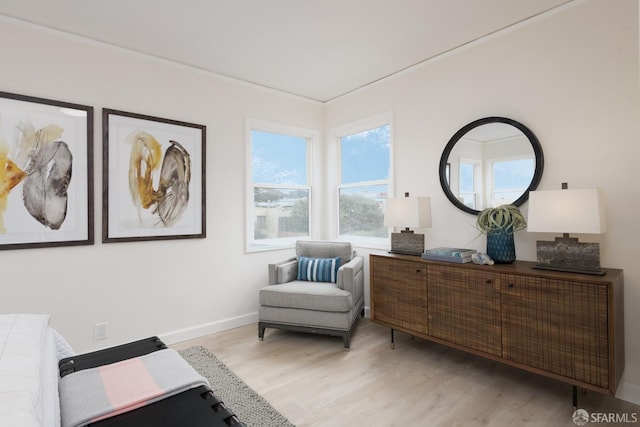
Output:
[172,320,639,427]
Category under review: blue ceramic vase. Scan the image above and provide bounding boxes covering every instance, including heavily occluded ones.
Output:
[486,228,516,264]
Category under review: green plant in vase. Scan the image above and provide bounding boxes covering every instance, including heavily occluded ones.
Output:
[476,204,526,264]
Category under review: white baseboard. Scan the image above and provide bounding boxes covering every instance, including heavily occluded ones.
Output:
[160,307,371,346]
[616,381,640,405]
[159,312,259,345]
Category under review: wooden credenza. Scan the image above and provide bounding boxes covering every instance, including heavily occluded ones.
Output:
[369,253,625,395]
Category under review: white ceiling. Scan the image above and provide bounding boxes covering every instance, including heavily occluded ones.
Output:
[0,0,572,103]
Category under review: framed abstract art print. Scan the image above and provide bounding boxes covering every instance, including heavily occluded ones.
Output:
[102,109,206,243]
[0,91,94,250]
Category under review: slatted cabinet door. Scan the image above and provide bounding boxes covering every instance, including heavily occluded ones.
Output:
[370,256,428,335]
[369,254,624,396]
[501,274,610,389]
[427,265,502,356]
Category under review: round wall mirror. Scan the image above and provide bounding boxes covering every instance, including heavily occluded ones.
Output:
[439,117,544,215]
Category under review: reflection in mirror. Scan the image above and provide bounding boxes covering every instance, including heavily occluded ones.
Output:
[439,117,543,215]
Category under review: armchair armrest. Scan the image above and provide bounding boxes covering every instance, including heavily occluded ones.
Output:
[337,256,364,303]
[268,257,298,285]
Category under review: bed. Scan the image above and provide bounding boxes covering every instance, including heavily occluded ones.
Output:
[0,314,74,427]
[0,314,244,427]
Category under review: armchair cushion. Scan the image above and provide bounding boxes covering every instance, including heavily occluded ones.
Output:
[260,282,353,312]
[297,257,340,283]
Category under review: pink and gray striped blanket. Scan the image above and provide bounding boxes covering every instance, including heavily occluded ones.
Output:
[58,348,209,427]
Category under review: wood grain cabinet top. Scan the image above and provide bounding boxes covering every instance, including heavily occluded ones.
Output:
[369,253,624,396]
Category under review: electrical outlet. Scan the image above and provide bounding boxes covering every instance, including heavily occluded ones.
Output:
[94,322,108,341]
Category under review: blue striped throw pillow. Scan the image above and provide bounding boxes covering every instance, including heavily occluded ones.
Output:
[297,257,341,283]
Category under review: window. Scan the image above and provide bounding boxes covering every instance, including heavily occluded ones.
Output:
[247,120,316,251]
[336,117,391,246]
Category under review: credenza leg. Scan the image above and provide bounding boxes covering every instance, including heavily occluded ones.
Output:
[390,328,395,350]
[572,385,578,411]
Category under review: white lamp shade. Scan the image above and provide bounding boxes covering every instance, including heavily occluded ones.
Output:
[527,188,606,234]
[384,196,432,229]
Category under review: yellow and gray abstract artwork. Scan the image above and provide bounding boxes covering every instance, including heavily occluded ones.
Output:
[0,120,72,233]
[126,130,191,227]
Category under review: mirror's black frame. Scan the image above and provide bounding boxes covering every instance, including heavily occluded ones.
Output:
[439,116,544,215]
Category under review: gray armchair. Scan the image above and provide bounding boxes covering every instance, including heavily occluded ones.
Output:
[258,240,365,350]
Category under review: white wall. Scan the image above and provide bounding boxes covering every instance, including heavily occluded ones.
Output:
[0,18,323,351]
[1,0,639,405]
[326,0,640,403]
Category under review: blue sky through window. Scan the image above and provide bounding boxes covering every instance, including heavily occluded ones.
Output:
[341,125,390,184]
[251,130,307,185]
[252,125,390,186]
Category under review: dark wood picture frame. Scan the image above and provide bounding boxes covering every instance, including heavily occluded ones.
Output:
[0,91,94,250]
[102,109,206,243]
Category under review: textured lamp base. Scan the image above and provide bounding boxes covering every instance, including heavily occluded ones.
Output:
[389,231,424,256]
[533,237,605,276]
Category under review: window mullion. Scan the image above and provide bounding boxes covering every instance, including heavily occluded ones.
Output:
[338,179,388,190]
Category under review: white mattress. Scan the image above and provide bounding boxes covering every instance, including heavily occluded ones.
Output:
[0,314,74,427]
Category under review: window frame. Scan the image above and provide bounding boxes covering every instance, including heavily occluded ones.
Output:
[459,156,481,210]
[245,119,318,252]
[329,112,393,249]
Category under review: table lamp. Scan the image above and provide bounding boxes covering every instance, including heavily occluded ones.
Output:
[527,183,606,275]
[384,192,432,256]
